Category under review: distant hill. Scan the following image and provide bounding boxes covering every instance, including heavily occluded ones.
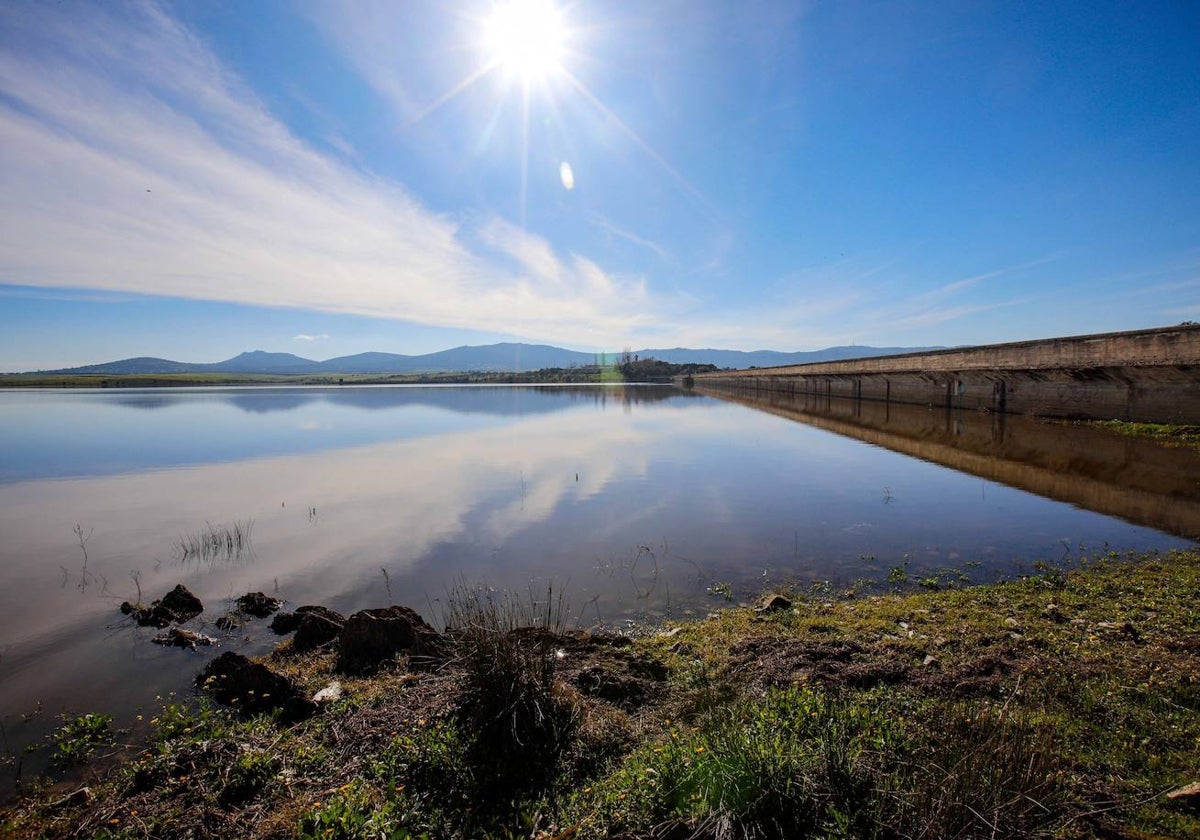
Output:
[36,342,943,376]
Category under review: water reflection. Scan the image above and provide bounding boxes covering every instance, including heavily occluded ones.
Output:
[695,386,1200,540]
[0,385,696,482]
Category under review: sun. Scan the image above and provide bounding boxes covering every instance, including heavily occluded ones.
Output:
[483,0,567,84]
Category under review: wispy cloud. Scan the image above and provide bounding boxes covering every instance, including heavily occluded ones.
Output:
[293,333,330,342]
[0,2,660,349]
[911,254,1062,305]
[588,214,671,261]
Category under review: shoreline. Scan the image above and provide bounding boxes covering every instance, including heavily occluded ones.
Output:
[4,547,1200,838]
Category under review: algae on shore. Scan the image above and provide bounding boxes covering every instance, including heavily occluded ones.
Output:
[4,548,1200,839]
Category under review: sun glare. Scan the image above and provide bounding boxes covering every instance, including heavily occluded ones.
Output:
[483,0,566,83]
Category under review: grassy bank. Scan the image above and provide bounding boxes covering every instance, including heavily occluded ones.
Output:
[5,549,1200,838]
[1083,420,1200,451]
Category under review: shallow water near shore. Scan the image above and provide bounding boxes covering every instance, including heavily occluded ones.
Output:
[0,383,1195,794]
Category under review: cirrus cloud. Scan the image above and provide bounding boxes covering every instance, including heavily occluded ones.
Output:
[0,1,659,350]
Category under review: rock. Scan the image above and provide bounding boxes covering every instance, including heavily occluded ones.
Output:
[196,652,315,723]
[152,628,216,649]
[237,592,283,618]
[1167,781,1200,812]
[1042,603,1067,623]
[270,612,300,635]
[50,787,91,811]
[270,605,343,635]
[312,681,342,703]
[335,606,446,675]
[922,654,939,668]
[1004,617,1021,630]
[121,584,204,627]
[292,611,344,654]
[755,593,793,613]
[215,613,243,631]
[159,585,203,620]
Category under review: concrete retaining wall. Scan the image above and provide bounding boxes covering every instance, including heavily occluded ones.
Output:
[685,325,1200,423]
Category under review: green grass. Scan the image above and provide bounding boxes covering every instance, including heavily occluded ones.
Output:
[1085,420,1200,449]
[51,713,115,768]
[5,548,1200,839]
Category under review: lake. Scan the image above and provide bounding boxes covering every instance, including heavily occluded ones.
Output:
[0,383,1195,791]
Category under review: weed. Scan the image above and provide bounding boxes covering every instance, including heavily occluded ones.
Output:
[52,713,114,767]
[175,519,254,563]
[706,581,733,601]
[440,583,579,808]
[574,686,900,838]
[897,703,1066,839]
[220,747,280,806]
[297,780,404,839]
[71,523,96,592]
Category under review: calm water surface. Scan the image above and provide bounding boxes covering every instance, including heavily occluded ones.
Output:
[0,384,1194,790]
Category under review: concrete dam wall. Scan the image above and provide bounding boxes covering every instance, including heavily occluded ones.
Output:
[685,324,1200,424]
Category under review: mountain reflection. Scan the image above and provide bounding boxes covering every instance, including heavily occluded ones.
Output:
[106,384,700,415]
[0,385,697,482]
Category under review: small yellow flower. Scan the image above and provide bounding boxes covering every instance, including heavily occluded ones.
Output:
[695,746,705,754]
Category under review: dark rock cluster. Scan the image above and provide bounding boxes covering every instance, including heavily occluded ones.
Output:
[120,584,204,627]
[196,652,315,724]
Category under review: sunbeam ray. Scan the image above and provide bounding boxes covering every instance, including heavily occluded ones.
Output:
[561,71,725,224]
[404,61,497,131]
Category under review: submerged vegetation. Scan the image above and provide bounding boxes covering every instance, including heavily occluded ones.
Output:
[4,548,1200,838]
[175,520,254,563]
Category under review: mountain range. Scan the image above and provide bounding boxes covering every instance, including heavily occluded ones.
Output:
[33,342,942,376]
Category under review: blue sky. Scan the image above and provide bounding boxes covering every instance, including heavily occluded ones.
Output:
[1,0,1198,371]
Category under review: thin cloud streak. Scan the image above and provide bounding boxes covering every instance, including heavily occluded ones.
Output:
[588,214,671,261]
[914,254,1062,304]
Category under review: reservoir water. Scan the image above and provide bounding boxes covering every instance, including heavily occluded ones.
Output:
[0,383,1196,791]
